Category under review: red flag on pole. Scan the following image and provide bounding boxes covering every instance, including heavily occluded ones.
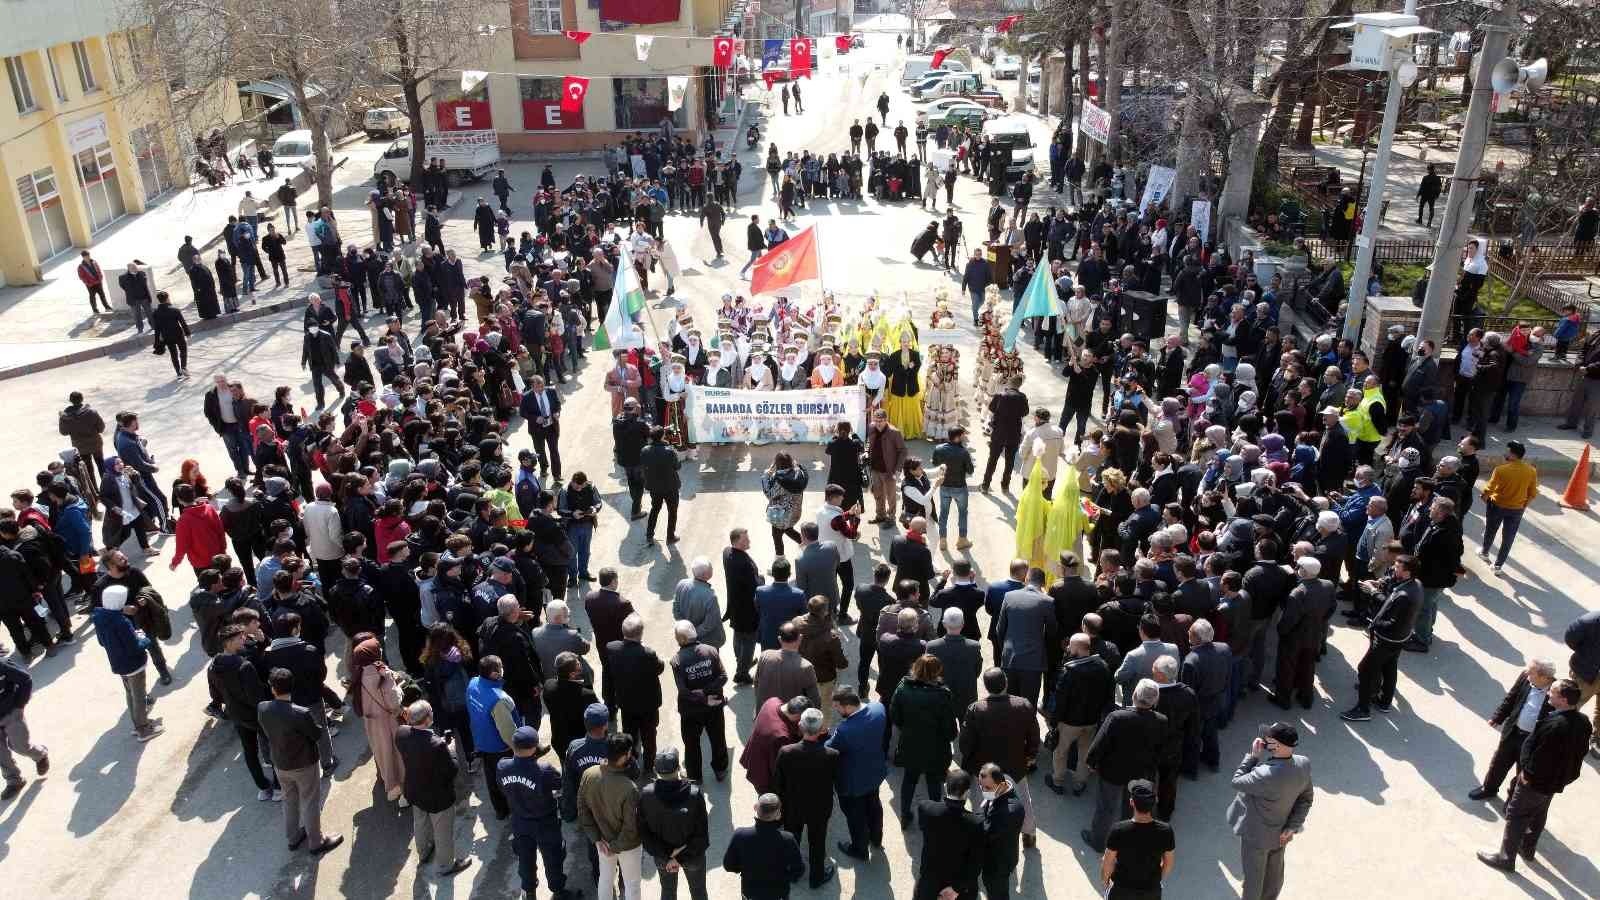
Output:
[562,30,592,44]
[750,226,821,296]
[560,76,589,113]
[931,46,952,69]
[712,34,735,67]
[834,35,851,51]
[790,37,812,78]
[997,14,1022,32]
[762,71,778,89]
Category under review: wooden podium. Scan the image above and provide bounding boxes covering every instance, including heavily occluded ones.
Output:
[986,242,1012,287]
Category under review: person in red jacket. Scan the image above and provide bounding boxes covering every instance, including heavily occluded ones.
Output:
[168,484,226,576]
[78,250,110,315]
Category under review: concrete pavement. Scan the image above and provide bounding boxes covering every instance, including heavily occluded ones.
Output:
[2,33,1599,900]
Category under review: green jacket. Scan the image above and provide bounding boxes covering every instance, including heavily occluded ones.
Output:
[577,765,642,851]
[890,677,957,772]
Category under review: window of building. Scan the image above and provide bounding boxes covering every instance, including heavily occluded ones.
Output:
[520,76,581,130]
[16,167,71,262]
[6,56,36,114]
[527,0,563,32]
[71,41,97,92]
[46,49,67,102]
[612,78,687,131]
[108,36,126,88]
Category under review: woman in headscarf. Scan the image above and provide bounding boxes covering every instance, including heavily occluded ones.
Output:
[350,632,406,803]
[1205,380,1235,430]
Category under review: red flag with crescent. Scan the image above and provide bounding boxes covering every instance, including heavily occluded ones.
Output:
[931,46,952,69]
[998,14,1022,32]
[762,71,778,89]
[562,30,591,44]
[750,226,820,296]
[712,35,735,67]
[835,35,851,51]
[560,76,589,114]
[790,37,812,77]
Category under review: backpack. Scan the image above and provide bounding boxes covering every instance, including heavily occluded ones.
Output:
[137,586,174,640]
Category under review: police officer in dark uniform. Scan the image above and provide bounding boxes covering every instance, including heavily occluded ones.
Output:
[499,725,574,899]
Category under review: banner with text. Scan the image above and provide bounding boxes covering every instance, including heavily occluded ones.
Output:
[687,385,865,444]
[1081,100,1111,145]
[1191,199,1212,246]
[1138,165,1175,216]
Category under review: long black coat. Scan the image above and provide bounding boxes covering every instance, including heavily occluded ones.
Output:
[913,798,984,900]
[771,738,839,824]
[188,264,220,318]
[395,724,458,812]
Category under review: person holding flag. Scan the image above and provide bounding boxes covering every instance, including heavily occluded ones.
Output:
[592,243,649,354]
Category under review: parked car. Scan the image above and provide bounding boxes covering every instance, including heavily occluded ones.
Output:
[929,106,988,131]
[271,130,316,169]
[363,106,411,139]
[915,97,994,126]
[992,54,1021,79]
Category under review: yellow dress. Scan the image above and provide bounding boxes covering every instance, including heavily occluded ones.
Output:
[883,348,923,439]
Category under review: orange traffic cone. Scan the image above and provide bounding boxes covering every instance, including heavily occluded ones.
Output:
[1561,443,1592,510]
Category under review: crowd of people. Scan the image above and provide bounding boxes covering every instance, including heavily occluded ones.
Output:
[6,48,1600,900]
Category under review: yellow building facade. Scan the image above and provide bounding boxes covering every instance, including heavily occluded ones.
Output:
[0,7,196,285]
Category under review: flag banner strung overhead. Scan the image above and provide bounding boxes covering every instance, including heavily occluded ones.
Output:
[998,14,1022,32]
[560,76,589,114]
[749,225,820,296]
[790,36,813,77]
[460,70,487,93]
[713,34,735,66]
[931,46,952,69]
[762,39,785,70]
[667,76,689,111]
[636,35,654,61]
[562,30,592,44]
[687,385,866,444]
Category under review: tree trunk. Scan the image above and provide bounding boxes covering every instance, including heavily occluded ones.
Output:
[404,78,427,185]
[289,74,335,208]
[1259,80,1300,182]
[1076,38,1092,160]
[1104,1,1125,164]
[1016,50,1031,115]
[1170,90,1208,214]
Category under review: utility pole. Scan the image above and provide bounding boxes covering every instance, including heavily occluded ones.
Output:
[1418,0,1519,346]
[1339,0,1419,343]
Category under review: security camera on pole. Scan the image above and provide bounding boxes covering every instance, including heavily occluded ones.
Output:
[1334,2,1434,343]
[1416,0,1542,346]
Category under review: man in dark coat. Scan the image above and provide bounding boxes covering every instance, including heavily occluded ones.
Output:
[640,426,681,543]
[300,319,346,409]
[722,793,806,900]
[1046,633,1114,797]
[150,292,192,378]
[978,763,1027,899]
[1151,655,1198,821]
[772,708,840,887]
[606,612,664,774]
[982,376,1030,492]
[395,702,471,876]
[1084,678,1167,851]
[722,529,765,684]
[1477,679,1593,872]
[912,769,985,900]
[1470,658,1558,802]
[958,669,1040,847]
[1272,558,1336,710]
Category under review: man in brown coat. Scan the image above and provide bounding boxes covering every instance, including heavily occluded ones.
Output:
[755,621,821,710]
[740,695,807,794]
[958,668,1041,848]
[793,596,849,721]
[866,409,906,525]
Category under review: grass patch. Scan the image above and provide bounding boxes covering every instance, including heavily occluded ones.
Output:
[1337,260,1554,320]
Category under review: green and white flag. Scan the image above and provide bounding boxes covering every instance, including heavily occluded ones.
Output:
[592,246,647,351]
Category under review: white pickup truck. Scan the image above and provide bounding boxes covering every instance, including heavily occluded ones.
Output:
[372,131,499,185]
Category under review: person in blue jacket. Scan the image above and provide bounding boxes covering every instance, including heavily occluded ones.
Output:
[93,585,163,741]
[46,483,93,598]
[826,686,888,861]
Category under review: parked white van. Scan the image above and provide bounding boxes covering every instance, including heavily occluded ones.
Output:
[981,117,1036,181]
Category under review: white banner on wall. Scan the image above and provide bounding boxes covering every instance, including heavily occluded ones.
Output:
[687,385,866,444]
[1139,165,1175,215]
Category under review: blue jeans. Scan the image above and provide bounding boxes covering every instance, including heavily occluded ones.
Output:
[969,288,984,324]
[939,487,970,539]
[1503,380,1528,430]
[1483,501,1525,567]
[219,424,251,476]
[240,256,257,294]
[1415,587,1445,646]
[513,823,567,894]
[569,524,593,580]
[740,249,761,275]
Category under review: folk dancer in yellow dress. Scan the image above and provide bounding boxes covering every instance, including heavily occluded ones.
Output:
[883,340,924,439]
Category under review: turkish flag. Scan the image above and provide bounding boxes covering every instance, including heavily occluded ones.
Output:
[712,35,735,67]
[834,35,851,51]
[762,72,778,89]
[750,226,820,296]
[790,37,812,78]
[931,46,951,69]
[998,14,1022,33]
[562,30,592,44]
[560,76,589,114]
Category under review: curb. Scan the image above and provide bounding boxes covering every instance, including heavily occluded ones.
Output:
[0,298,301,382]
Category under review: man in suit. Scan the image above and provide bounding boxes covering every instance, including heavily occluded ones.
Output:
[887,516,936,602]
[722,529,765,684]
[1226,721,1314,900]
[982,376,1030,493]
[1181,619,1232,772]
[984,559,1028,664]
[1046,554,1100,708]
[1083,678,1167,852]
[606,613,664,775]
[395,700,471,876]
[1470,657,1559,802]
[1046,633,1113,797]
[640,426,681,543]
[912,770,985,900]
[927,607,983,722]
[772,708,840,888]
[959,669,1040,849]
[1114,614,1179,705]
[1341,555,1423,721]
[792,523,840,614]
[258,668,344,855]
[519,375,562,482]
[978,762,1026,898]
[1150,655,1198,821]
[612,398,650,519]
[584,569,633,710]
[995,567,1058,712]
[756,621,820,710]
[756,558,809,653]
[930,561,986,643]
[1272,558,1336,710]
[1477,678,1594,872]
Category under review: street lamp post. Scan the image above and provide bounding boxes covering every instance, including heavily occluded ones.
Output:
[1337,0,1426,344]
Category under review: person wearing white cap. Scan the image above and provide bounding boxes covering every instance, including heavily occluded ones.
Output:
[91,584,164,741]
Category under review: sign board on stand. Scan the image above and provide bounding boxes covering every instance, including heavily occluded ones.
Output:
[687,385,866,445]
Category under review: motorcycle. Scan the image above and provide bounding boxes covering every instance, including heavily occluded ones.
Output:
[745,124,760,150]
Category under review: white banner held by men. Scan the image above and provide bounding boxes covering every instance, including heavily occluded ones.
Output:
[687,385,865,445]
[1081,100,1111,145]
[1191,199,1212,245]
[1139,165,1175,215]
